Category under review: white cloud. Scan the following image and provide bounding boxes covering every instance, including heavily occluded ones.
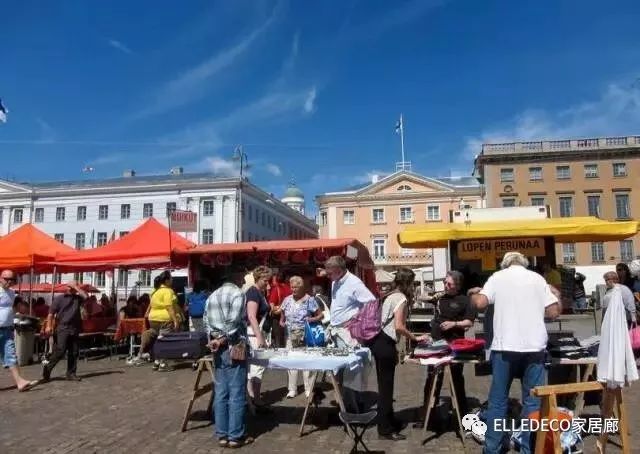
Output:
[265,163,282,176]
[351,169,388,185]
[465,82,640,158]
[108,39,133,55]
[89,153,127,166]
[132,5,280,120]
[35,117,56,143]
[303,86,317,114]
[204,156,238,176]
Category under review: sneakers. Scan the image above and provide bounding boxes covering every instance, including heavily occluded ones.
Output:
[286,390,297,399]
[152,360,160,371]
[65,374,82,382]
[228,437,254,448]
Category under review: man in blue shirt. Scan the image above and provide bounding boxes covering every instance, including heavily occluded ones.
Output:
[0,269,38,392]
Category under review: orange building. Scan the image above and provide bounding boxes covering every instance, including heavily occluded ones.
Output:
[315,170,483,270]
[474,135,640,265]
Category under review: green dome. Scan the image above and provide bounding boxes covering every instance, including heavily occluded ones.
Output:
[284,184,304,198]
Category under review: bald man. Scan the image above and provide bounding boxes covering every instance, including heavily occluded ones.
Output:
[603,272,637,326]
[0,270,38,391]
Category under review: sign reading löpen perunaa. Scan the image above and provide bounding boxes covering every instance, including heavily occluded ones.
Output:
[457,237,545,259]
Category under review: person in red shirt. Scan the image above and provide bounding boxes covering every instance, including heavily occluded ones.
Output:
[267,272,291,348]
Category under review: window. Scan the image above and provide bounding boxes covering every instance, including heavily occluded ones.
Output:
[613,162,627,177]
[529,167,543,181]
[117,269,129,287]
[95,272,106,287]
[399,207,413,222]
[615,194,630,219]
[248,205,253,221]
[372,238,386,259]
[248,233,253,241]
[139,270,151,287]
[562,243,576,263]
[502,198,516,208]
[203,200,214,216]
[261,212,266,226]
[423,205,439,220]
[77,206,86,221]
[241,202,245,219]
[202,229,214,244]
[55,207,65,221]
[531,197,545,207]
[0,210,2,224]
[584,164,598,178]
[119,231,129,238]
[559,197,573,217]
[54,233,64,243]
[343,210,355,224]
[143,203,153,218]
[34,208,44,223]
[319,211,327,226]
[97,232,108,246]
[587,195,601,217]
[73,272,84,284]
[620,240,635,262]
[556,165,570,180]
[591,242,605,262]
[75,233,85,250]
[98,205,108,220]
[120,204,131,219]
[397,185,412,191]
[166,202,176,217]
[372,208,384,223]
[500,168,514,182]
[13,208,23,224]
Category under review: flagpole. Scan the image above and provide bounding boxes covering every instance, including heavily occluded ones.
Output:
[399,114,405,165]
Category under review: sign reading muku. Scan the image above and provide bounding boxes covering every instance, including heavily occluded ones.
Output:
[457,237,545,270]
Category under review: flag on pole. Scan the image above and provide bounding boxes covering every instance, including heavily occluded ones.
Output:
[394,115,403,134]
[0,98,7,123]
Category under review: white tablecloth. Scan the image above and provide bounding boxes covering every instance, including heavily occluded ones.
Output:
[250,348,370,374]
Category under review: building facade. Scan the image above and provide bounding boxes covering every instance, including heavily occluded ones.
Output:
[316,170,483,270]
[0,170,317,293]
[474,135,640,266]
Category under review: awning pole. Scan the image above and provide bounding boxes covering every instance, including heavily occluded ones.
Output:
[29,266,34,315]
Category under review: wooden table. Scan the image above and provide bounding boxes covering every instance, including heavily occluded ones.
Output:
[550,357,597,417]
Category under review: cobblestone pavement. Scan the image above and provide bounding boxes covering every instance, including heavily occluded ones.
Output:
[1,351,638,453]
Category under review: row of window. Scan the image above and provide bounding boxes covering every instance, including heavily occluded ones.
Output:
[53,231,130,249]
[28,269,152,288]
[4,203,177,224]
[319,205,446,227]
[561,240,636,264]
[200,228,311,245]
[370,238,415,259]
[244,203,286,234]
[501,193,631,219]
[500,162,628,182]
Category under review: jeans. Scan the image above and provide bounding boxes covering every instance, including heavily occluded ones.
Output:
[483,350,546,454]
[46,328,79,376]
[0,327,17,368]
[573,297,587,311]
[213,345,248,442]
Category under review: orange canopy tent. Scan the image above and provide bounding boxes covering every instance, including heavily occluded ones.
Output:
[53,217,195,270]
[0,224,76,272]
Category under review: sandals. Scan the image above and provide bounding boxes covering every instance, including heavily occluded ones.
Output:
[18,380,38,392]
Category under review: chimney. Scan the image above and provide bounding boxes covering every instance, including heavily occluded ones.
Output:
[170,166,184,175]
[123,169,136,177]
[371,174,379,184]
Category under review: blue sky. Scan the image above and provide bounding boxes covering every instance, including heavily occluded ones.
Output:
[2,0,640,212]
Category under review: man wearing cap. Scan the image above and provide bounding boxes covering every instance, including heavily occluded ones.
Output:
[0,269,38,391]
[42,281,88,382]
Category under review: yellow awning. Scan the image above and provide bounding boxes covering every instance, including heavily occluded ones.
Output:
[398,217,640,249]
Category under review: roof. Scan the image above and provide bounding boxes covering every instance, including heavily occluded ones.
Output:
[53,217,195,270]
[24,172,236,190]
[320,170,479,196]
[0,224,76,272]
[283,183,304,198]
[398,217,640,249]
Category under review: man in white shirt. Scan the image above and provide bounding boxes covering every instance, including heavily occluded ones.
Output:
[0,270,38,392]
[325,255,376,348]
[603,271,637,326]
[469,252,560,454]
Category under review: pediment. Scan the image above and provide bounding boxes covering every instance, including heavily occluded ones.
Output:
[358,172,455,196]
[0,180,31,193]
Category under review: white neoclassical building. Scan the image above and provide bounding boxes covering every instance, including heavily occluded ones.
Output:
[0,169,318,295]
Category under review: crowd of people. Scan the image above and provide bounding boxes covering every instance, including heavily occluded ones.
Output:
[2,252,639,452]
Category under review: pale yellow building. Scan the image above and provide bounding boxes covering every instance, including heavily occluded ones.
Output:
[316,170,483,270]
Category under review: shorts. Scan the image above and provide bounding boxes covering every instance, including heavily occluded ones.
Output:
[247,326,265,382]
[0,327,17,368]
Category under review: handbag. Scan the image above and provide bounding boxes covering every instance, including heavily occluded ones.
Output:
[304,321,325,347]
[630,323,640,350]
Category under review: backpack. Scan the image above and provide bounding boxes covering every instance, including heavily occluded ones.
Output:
[347,291,398,345]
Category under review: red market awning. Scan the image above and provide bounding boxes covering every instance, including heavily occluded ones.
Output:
[53,218,194,270]
[0,224,76,272]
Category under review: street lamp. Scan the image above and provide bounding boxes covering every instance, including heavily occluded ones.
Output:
[232,146,249,242]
